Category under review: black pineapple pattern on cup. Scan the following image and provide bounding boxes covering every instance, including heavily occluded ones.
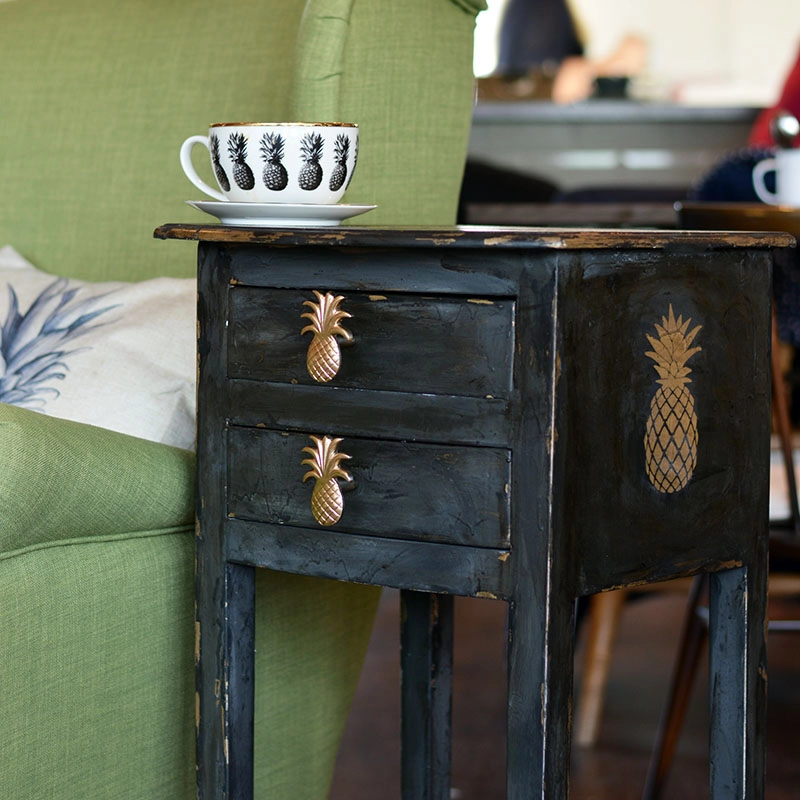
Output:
[227,133,255,190]
[298,132,324,190]
[329,133,350,191]
[345,135,358,190]
[210,134,230,191]
[219,129,355,195]
[260,133,288,190]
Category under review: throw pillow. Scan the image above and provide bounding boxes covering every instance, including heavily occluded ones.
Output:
[0,246,196,450]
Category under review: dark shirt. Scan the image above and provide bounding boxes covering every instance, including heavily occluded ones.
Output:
[495,0,584,77]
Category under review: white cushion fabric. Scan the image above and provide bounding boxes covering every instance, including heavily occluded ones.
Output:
[0,246,196,450]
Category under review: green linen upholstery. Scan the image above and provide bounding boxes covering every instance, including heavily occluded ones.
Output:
[0,0,306,282]
[293,0,484,226]
[0,0,483,797]
[0,404,198,797]
[0,405,377,799]
[0,403,195,554]
[0,0,484,282]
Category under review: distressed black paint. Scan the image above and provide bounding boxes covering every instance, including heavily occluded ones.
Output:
[157,224,786,800]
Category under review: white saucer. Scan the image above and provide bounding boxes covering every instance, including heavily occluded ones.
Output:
[186,200,377,227]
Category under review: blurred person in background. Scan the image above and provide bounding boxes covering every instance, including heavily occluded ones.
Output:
[493,0,647,104]
[495,0,585,78]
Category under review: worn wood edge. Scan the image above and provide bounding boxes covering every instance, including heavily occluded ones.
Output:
[576,557,746,597]
[227,380,514,448]
[154,223,794,250]
[224,517,512,600]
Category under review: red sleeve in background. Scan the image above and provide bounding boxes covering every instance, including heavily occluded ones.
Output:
[749,43,800,147]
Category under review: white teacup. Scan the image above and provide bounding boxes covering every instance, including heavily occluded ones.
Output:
[752,148,800,206]
[180,122,358,204]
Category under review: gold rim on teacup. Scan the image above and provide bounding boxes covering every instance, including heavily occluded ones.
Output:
[209,122,358,128]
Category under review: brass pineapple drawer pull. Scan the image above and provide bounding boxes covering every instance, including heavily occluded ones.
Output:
[301,290,353,382]
[302,435,352,526]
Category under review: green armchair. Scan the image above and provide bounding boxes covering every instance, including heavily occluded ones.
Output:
[0,0,483,797]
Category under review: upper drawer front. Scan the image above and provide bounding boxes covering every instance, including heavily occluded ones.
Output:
[227,427,511,549]
[228,287,515,398]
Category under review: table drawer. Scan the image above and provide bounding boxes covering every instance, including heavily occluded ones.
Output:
[227,426,511,549]
[228,287,515,398]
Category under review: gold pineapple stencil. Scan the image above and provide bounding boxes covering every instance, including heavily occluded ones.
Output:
[302,435,352,526]
[301,291,353,382]
[644,305,702,493]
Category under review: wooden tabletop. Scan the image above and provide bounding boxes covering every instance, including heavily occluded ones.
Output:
[155,223,794,251]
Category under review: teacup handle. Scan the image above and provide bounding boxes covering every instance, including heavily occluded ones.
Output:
[180,135,228,202]
[752,157,778,204]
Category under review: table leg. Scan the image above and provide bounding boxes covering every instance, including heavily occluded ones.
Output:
[227,563,257,799]
[708,564,767,800]
[196,559,256,800]
[506,589,575,799]
[400,590,454,800]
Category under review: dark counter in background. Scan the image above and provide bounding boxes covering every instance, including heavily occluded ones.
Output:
[468,101,761,193]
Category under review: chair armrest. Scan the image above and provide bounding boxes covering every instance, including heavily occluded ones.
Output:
[0,403,195,556]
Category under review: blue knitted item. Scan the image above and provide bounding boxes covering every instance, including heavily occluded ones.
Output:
[688,147,775,202]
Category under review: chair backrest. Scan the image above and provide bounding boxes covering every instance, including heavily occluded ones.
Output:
[293,0,484,227]
[0,0,484,283]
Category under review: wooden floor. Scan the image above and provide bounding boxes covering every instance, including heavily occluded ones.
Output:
[331,586,800,799]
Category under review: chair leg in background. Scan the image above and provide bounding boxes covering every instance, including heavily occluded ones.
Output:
[642,574,708,800]
[574,589,628,747]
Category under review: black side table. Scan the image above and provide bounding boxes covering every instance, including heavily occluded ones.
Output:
[156,224,789,800]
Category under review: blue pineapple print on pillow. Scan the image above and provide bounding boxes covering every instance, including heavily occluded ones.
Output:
[0,280,118,409]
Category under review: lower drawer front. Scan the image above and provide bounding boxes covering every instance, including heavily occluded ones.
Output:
[227,427,511,549]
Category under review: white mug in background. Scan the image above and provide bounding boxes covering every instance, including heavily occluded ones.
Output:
[752,148,800,206]
[180,122,359,204]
